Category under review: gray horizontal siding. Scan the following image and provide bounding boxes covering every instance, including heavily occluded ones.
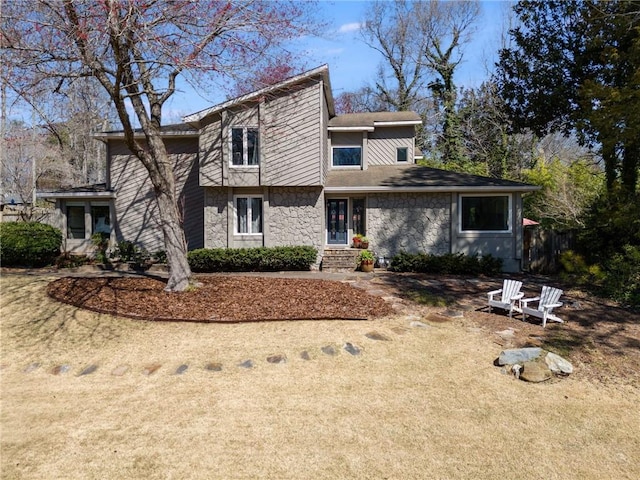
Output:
[262,83,322,186]
[368,126,415,166]
[110,137,202,252]
[199,114,223,186]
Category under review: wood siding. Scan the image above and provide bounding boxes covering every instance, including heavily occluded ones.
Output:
[199,114,224,186]
[261,82,323,186]
[368,126,415,165]
[109,138,203,252]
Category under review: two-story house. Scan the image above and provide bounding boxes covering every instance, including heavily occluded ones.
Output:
[42,65,538,272]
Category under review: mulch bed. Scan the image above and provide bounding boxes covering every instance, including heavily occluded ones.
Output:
[46,275,394,322]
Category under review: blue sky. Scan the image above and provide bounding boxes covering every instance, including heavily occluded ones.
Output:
[166,0,512,121]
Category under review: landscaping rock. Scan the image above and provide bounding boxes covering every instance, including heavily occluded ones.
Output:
[497,347,543,366]
[51,365,70,375]
[443,309,463,318]
[175,364,189,374]
[365,331,391,341]
[24,362,41,373]
[409,321,430,328]
[520,361,552,383]
[545,352,574,375]
[111,365,129,376]
[267,354,287,364]
[142,363,161,376]
[300,351,311,361]
[238,359,254,369]
[321,345,337,356]
[343,343,361,356]
[79,365,98,376]
[205,362,223,371]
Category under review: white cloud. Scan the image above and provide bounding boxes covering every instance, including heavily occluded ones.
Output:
[337,22,362,34]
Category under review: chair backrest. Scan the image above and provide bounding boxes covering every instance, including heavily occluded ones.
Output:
[538,285,563,310]
[502,279,523,301]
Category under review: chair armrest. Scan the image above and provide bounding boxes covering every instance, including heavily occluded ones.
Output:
[487,289,502,300]
[510,292,525,301]
[520,296,540,308]
[543,302,563,311]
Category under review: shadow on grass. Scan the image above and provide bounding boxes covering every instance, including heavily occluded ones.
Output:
[1,275,128,352]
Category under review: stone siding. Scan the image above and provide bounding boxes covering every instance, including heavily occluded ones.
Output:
[367,192,450,257]
[203,187,229,248]
[268,187,324,254]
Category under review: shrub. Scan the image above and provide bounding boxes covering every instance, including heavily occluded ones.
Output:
[0,222,62,267]
[388,251,502,276]
[91,232,110,264]
[602,245,640,307]
[110,240,149,263]
[187,246,317,272]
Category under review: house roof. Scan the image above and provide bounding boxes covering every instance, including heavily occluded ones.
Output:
[328,112,422,131]
[183,65,334,125]
[95,123,198,140]
[37,183,116,200]
[325,164,540,193]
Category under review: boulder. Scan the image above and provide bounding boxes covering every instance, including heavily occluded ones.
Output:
[545,352,574,375]
[520,361,552,383]
[497,347,543,366]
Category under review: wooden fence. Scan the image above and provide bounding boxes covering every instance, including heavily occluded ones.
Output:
[523,227,576,274]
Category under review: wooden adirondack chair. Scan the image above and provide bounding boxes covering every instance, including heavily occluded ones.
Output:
[487,279,524,318]
[520,285,564,328]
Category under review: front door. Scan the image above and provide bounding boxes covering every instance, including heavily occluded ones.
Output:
[327,199,348,245]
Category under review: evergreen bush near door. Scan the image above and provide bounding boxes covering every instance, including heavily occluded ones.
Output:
[188,246,317,272]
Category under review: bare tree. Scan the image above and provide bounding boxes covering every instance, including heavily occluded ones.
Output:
[1,0,320,291]
[358,0,480,160]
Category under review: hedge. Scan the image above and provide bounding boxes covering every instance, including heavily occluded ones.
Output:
[0,222,62,267]
[187,246,318,272]
[388,251,503,276]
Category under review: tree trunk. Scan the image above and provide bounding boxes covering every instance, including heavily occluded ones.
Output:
[155,188,192,291]
[142,132,193,292]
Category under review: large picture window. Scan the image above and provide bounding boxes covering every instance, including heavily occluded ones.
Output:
[231,127,259,166]
[332,147,362,167]
[235,196,263,234]
[460,195,511,232]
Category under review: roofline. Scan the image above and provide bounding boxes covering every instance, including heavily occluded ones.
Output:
[374,120,422,126]
[182,64,333,124]
[94,130,199,141]
[328,126,375,132]
[37,191,116,199]
[324,185,540,193]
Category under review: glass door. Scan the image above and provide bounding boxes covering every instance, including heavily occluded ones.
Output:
[327,199,348,245]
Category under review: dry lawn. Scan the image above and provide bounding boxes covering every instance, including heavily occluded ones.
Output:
[1,272,639,479]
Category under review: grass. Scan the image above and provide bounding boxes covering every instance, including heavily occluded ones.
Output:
[2,273,640,479]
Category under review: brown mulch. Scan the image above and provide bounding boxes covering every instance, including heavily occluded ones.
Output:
[46,275,394,322]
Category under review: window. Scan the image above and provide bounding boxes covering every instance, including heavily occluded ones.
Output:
[91,205,111,234]
[66,202,111,239]
[235,196,262,234]
[460,195,511,232]
[231,127,259,166]
[396,147,408,162]
[67,205,85,239]
[332,147,362,167]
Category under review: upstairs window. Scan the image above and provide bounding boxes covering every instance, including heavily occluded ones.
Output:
[332,147,361,167]
[231,127,259,166]
[460,195,511,232]
[396,147,408,162]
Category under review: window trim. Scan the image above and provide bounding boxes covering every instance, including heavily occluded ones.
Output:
[233,194,264,235]
[331,145,362,168]
[229,126,259,167]
[396,146,409,163]
[459,193,512,233]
